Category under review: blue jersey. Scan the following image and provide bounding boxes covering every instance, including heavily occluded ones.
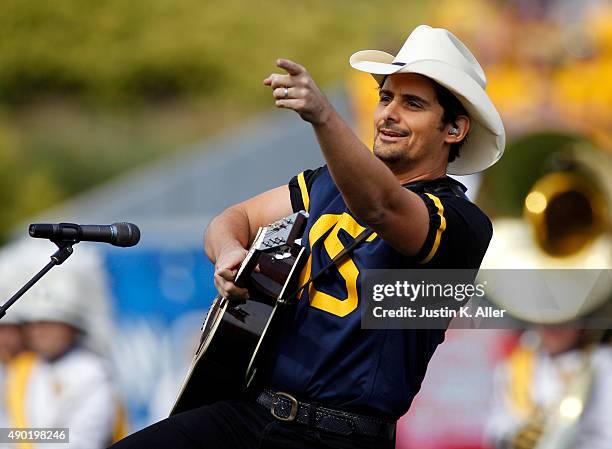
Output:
[259,166,492,418]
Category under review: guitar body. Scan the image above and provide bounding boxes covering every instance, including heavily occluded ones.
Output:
[170,297,275,414]
[170,212,308,415]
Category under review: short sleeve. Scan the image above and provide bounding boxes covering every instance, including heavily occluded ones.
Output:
[413,193,493,268]
[288,166,325,213]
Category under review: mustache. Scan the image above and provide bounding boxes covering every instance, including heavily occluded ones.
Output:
[377,122,410,135]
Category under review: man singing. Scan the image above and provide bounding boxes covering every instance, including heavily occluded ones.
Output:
[112,24,505,449]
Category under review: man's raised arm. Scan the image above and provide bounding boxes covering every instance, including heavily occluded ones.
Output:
[264,60,432,257]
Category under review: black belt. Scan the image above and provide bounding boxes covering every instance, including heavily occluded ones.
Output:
[255,389,396,439]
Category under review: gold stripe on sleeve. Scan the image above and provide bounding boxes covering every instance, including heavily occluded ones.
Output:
[419,193,447,264]
[297,172,310,211]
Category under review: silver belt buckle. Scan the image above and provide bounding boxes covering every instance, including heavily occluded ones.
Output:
[271,391,298,422]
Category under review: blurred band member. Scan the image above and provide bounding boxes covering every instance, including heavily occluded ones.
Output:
[486,327,612,449]
[0,314,24,365]
[0,311,26,429]
[4,275,127,449]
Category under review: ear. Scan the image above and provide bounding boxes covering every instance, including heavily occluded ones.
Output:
[443,115,470,145]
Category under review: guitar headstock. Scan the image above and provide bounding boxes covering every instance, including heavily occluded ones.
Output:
[259,211,308,252]
[235,211,308,287]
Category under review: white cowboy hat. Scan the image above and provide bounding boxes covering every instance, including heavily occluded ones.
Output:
[349,24,505,175]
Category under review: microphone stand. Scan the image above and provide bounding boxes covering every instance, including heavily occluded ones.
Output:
[0,239,76,321]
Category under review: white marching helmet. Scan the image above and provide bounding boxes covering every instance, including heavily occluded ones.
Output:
[0,306,22,326]
[22,274,87,331]
[350,24,506,175]
[0,239,115,353]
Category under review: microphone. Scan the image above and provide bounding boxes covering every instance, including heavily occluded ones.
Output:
[29,222,141,247]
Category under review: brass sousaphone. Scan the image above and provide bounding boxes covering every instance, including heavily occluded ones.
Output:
[480,143,612,324]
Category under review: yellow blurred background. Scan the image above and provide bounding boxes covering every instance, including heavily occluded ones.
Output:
[0,0,611,240]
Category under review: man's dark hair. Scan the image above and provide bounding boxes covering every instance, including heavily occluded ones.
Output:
[378,75,469,162]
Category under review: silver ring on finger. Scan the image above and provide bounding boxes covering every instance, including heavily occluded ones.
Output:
[284,86,289,99]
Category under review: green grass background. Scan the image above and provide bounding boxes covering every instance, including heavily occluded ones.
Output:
[0,0,430,241]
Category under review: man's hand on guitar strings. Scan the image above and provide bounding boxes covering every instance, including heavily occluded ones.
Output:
[263,59,332,125]
[214,246,250,300]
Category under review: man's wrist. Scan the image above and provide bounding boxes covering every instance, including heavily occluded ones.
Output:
[310,100,336,128]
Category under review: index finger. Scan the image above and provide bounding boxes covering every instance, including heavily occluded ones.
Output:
[276,58,305,76]
[216,267,237,281]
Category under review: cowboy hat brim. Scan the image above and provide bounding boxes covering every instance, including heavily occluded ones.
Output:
[350,50,505,175]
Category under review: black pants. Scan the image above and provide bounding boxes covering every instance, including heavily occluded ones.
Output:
[109,400,395,449]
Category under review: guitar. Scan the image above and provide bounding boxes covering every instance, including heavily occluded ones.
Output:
[170,211,309,415]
